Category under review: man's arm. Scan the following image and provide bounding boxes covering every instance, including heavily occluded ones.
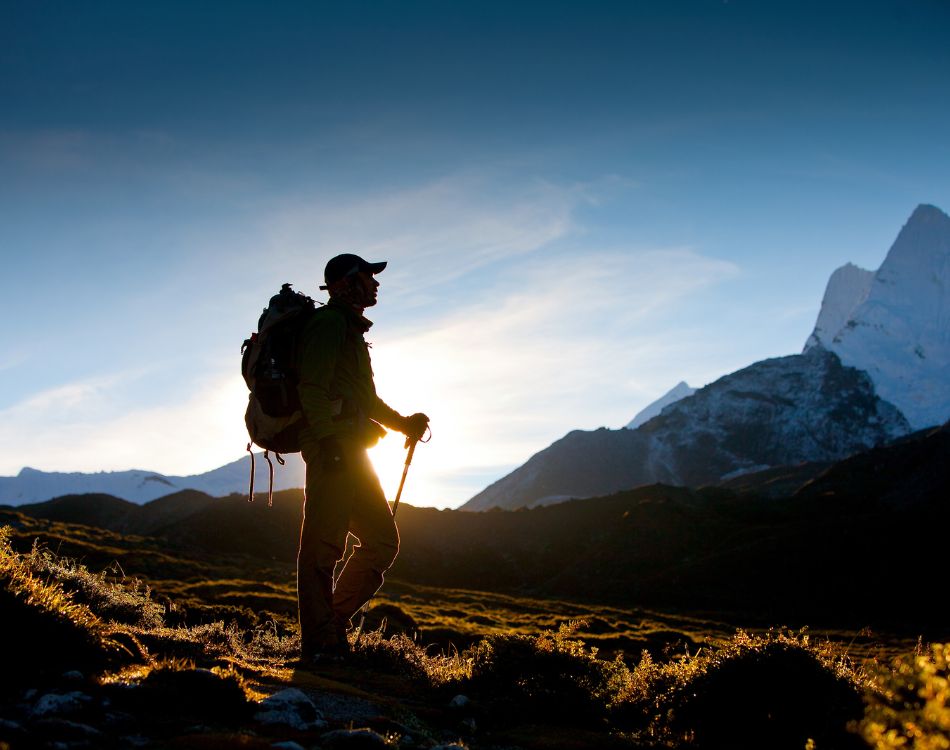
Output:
[371,398,429,442]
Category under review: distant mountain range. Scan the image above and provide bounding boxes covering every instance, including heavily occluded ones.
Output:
[461,204,949,510]
[5,420,948,629]
[0,452,305,507]
[2,204,947,510]
[463,347,910,510]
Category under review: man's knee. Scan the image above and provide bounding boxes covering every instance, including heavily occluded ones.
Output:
[299,538,345,572]
[366,532,399,573]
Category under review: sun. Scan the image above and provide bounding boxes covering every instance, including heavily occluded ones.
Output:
[368,430,431,508]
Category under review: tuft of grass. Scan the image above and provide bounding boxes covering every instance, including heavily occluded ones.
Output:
[102,658,254,724]
[0,526,123,684]
[469,620,631,724]
[860,642,950,750]
[23,539,165,628]
[350,627,471,687]
[651,629,868,749]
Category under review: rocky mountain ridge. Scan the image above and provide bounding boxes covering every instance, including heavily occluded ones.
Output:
[463,348,910,510]
[464,203,947,510]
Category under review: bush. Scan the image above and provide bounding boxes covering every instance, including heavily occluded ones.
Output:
[468,620,631,724]
[860,642,950,750]
[0,526,121,684]
[658,630,866,749]
[104,658,253,724]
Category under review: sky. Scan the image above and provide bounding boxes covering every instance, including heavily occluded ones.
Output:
[2,0,949,508]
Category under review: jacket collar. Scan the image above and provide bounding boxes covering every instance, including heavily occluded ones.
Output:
[328,298,373,333]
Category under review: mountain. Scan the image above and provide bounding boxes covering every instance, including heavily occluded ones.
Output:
[15,493,141,531]
[10,422,947,630]
[805,204,950,429]
[402,421,950,626]
[0,452,306,506]
[463,347,910,510]
[10,489,221,535]
[624,381,696,429]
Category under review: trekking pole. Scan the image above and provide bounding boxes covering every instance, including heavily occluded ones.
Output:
[390,423,430,516]
[390,439,417,517]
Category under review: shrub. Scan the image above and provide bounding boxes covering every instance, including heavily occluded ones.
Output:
[860,642,950,750]
[104,658,253,724]
[0,526,120,684]
[468,620,631,724]
[658,630,866,750]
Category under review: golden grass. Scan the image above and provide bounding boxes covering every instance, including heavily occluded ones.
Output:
[4,517,947,750]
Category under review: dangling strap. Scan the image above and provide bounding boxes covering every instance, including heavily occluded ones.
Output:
[246,443,255,502]
[263,450,275,507]
[275,452,285,466]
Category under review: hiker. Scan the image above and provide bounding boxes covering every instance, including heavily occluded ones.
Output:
[295,253,429,662]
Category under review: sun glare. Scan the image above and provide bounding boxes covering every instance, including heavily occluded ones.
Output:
[368,430,433,508]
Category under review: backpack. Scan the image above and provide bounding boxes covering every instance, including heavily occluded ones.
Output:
[241,283,317,504]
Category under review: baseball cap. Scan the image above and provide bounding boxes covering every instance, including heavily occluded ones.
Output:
[319,253,387,290]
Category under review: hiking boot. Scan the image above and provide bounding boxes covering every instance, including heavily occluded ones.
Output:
[299,633,351,667]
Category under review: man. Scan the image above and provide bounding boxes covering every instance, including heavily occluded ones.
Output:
[295,253,428,662]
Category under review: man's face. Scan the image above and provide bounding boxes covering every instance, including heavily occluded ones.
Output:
[352,270,380,307]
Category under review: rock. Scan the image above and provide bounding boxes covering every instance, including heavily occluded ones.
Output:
[102,711,136,728]
[448,694,469,709]
[254,687,326,731]
[271,742,307,750]
[319,728,390,749]
[431,744,468,750]
[61,670,85,683]
[0,718,25,741]
[30,717,102,741]
[460,717,477,733]
[31,691,93,718]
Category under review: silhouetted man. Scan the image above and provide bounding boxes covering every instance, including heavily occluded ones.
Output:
[295,253,428,662]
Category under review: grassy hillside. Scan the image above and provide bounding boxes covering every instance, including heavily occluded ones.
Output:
[3,521,946,749]
[9,423,947,638]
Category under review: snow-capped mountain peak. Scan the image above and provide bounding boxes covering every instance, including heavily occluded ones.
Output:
[804,263,874,350]
[804,203,950,429]
[625,381,696,429]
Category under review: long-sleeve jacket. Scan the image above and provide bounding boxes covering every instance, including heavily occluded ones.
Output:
[295,299,402,450]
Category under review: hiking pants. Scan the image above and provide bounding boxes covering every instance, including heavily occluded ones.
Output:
[297,438,399,653]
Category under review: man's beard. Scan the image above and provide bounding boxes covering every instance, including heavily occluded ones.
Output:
[334,281,376,310]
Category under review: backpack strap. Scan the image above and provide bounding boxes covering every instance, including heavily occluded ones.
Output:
[246,442,255,502]
[263,450,275,507]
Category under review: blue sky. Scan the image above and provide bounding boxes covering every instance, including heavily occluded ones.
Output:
[2,0,948,507]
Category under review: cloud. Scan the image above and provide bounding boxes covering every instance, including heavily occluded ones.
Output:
[0,169,741,509]
[259,173,581,299]
[367,245,739,504]
[0,369,247,477]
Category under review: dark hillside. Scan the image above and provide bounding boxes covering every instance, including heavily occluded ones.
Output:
[792,421,950,509]
[135,489,218,534]
[13,493,140,532]
[151,490,303,560]
[8,425,948,635]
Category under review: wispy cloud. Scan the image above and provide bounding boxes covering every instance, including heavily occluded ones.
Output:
[0,169,740,509]
[260,173,582,299]
[368,245,739,504]
[0,369,247,477]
